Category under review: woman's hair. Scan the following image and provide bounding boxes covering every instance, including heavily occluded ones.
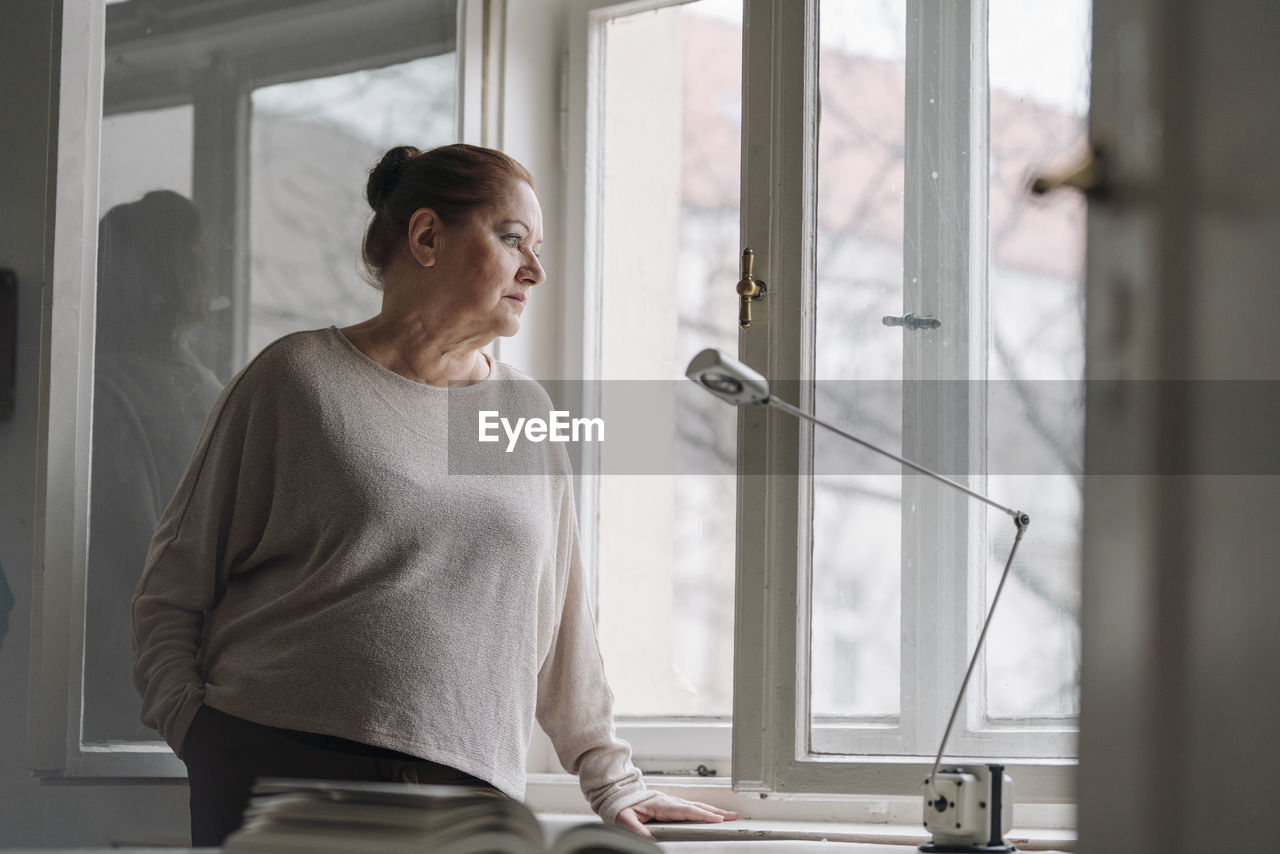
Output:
[361,143,535,283]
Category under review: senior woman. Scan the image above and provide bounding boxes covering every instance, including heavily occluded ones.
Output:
[132,143,736,846]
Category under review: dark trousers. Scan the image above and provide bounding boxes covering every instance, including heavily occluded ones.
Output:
[182,704,492,847]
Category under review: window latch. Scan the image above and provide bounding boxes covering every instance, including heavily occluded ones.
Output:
[882,312,941,331]
[642,764,719,778]
[736,247,767,328]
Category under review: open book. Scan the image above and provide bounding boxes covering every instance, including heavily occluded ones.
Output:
[222,778,662,854]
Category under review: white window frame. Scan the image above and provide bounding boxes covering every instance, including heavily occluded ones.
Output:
[29,0,459,780]
[565,0,1077,802]
[735,0,1076,799]
[456,0,506,149]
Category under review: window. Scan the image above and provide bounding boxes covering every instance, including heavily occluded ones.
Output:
[570,0,1086,798]
[33,0,457,777]
[805,0,1084,761]
[738,0,1085,795]
[36,0,1087,800]
[578,0,744,770]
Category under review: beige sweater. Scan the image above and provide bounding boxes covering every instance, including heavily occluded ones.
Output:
[132,327,653,824]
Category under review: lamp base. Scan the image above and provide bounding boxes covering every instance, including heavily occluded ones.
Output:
[921,764,1016,854]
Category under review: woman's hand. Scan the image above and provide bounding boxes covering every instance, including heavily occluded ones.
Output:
[615,793,739,838]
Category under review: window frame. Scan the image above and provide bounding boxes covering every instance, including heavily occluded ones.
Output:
[33,0,1082,802]
[565,0,1078,800]
[734,0,1077,796]
[29,0,459,780]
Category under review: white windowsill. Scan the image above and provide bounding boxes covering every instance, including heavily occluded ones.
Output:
[526,774,1077,852]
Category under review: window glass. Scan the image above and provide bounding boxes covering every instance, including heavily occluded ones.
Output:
[807,0,1087,756]
[984,0,1089,721]
[99,106,194,212]
[249,56,455,357]
[87,106,199,742]
[596,0,742,719]
[83,0,455,744]
[811,0,908,733]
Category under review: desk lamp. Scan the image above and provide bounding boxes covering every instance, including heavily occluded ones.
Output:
[686,347,1029,854]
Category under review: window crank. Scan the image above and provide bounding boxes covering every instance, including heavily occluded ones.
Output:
[882,312,941,330]
[736,247,767,328]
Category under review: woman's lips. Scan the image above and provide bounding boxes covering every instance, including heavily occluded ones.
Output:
[504,293,527,304]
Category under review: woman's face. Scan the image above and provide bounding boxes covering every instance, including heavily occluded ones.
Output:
[432,179,545,341]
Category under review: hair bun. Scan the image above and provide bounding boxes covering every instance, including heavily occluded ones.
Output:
[366,145,422,210]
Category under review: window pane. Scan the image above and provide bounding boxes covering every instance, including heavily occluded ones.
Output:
[86,106,198,742]
[99,106,194,213]
[249,56,455,357]
[596,0,742,718]
[984,0,1089,722]
[810,0,907,737]
[85,1,455,744]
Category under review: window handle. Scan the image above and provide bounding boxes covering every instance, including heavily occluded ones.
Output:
[736,247,767,328]
[1030,143,1107,198]
[882,312,941,331]
[643,764,719,778]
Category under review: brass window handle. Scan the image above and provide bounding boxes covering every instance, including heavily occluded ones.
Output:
[736,248,767,328]
[1030,143,1107,198]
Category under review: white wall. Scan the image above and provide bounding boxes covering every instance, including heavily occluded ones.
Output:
[492,0,571,379]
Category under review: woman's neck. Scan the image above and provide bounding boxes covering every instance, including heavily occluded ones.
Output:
[339,314,491,387]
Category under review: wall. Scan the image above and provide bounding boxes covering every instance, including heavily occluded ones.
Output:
[492,0,570,380]
[0,1,188,847]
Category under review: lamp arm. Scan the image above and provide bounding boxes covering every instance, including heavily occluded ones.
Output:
[926,516,1027,800]
[758,393,1032,800]
[764,396,1026,523]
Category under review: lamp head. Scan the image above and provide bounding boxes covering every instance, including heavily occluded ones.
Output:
[685,348,771,406]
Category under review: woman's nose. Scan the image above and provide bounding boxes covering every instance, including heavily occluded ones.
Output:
[522,251,545,286]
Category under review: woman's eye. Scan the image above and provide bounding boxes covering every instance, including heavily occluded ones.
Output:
[503,234,523,247]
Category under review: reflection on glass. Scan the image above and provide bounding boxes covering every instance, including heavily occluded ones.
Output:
[83,1,456,743]
[86,191,224,741]
[597,0,741,717]
[812,0,907,728]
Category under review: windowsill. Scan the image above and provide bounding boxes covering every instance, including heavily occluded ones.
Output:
[527,774,1077,852]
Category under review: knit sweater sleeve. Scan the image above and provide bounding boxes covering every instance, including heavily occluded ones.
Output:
[130,354,279,756]
[534,481,657,826]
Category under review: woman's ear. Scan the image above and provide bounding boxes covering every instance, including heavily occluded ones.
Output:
[406,207,442,268]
